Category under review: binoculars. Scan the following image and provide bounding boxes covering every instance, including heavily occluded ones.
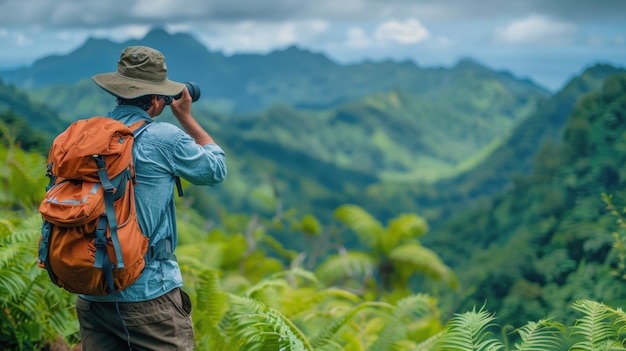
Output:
[164,82,201,105]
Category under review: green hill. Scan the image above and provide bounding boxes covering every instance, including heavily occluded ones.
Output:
[427,71,626,327]
[0,80,66,153]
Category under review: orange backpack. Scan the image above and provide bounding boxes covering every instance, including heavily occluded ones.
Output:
[38,117,152,295]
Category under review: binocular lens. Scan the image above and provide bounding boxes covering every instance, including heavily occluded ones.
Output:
[184,82,201,102]
[173,82,201,102]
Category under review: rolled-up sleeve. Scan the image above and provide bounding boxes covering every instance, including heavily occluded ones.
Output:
[172,134,227,186]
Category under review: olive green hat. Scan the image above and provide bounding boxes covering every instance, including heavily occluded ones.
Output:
[92,46,184,99]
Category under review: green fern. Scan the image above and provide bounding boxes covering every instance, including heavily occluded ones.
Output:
[224,295,311,351]
[191,270,312,351]
[569,299,624,351]
[314,250,376,286]
[415,332,444,351]
[434,306,505,351]
[509,318,564,351]
[310,301,395,349]
[0,213,78,349]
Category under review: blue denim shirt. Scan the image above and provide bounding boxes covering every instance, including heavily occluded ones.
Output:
[80,105,227,302]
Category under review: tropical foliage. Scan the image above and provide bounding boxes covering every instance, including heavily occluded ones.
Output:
[4,117,626,351]
[426,73,626,328]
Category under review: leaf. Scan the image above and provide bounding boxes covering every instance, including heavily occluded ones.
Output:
[315,251,377,286]
[388,243,458,289]
[569,299,622,351]
[334,204,384,250]
[383,213,429,252]
[435,306,504,351]
[511,318,564,351]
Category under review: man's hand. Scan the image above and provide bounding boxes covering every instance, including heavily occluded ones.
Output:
[169,86,215,146]
[170,86,193,120]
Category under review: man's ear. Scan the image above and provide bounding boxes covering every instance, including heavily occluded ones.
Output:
[146,95,161,116]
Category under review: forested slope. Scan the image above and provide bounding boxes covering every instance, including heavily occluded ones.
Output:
[428,72,626,327]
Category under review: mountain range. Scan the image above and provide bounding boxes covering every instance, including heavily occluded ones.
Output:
[0,27,547,114]
[1,28,623,228]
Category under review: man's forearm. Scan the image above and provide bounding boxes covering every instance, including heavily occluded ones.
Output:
[177,114,215,146]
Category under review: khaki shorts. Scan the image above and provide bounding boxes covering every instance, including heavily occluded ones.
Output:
[76,288,194,350]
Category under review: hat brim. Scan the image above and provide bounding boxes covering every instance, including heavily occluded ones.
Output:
[92,72,185,99]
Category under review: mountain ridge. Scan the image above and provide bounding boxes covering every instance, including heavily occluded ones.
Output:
[0,27,549,113]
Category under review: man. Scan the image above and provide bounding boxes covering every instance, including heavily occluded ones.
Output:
[75,45,227,350]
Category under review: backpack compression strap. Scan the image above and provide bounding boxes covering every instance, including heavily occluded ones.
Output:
[92,120,153,271]
[93,156,126,269]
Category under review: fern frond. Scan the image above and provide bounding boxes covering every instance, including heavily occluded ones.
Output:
[435,306,504,351]
[394,294,438,320]
[264,267,319,287]
[310,301,395,349]
[246,278,291,299]
[281,286,362,322]
[314,250,376,285]
[195,269,229,330]
[367,315,409,351]
[570,299,621,351]
[414,331,443,351]
[226,295,313,351]
[613,307,626,335]
[510,318,564,351]
[2,143,47,211]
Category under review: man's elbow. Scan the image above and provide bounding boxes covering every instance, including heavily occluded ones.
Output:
[212,166,227,184]
[206,157,227,185]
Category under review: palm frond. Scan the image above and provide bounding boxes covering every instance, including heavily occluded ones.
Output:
[388,243,458,289]
[382,213,429,253]
[334,204,384,249]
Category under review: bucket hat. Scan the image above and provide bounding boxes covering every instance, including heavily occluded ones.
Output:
[92,46,184,99]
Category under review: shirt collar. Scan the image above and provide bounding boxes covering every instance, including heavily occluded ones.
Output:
[107,105,153,125]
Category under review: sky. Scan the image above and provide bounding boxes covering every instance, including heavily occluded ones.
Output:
[0,0,625,91]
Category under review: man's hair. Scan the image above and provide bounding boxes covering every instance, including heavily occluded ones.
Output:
[117,95,154,111]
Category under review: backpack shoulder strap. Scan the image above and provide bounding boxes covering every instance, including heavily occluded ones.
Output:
[128,120,184,197]
[130,120,152,137]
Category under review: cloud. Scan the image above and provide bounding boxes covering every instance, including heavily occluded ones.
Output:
[92,25,152,42]
[345,27,371,48]
[194,20,330,53]
[494,14,575,45]
[374,18,430,44]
